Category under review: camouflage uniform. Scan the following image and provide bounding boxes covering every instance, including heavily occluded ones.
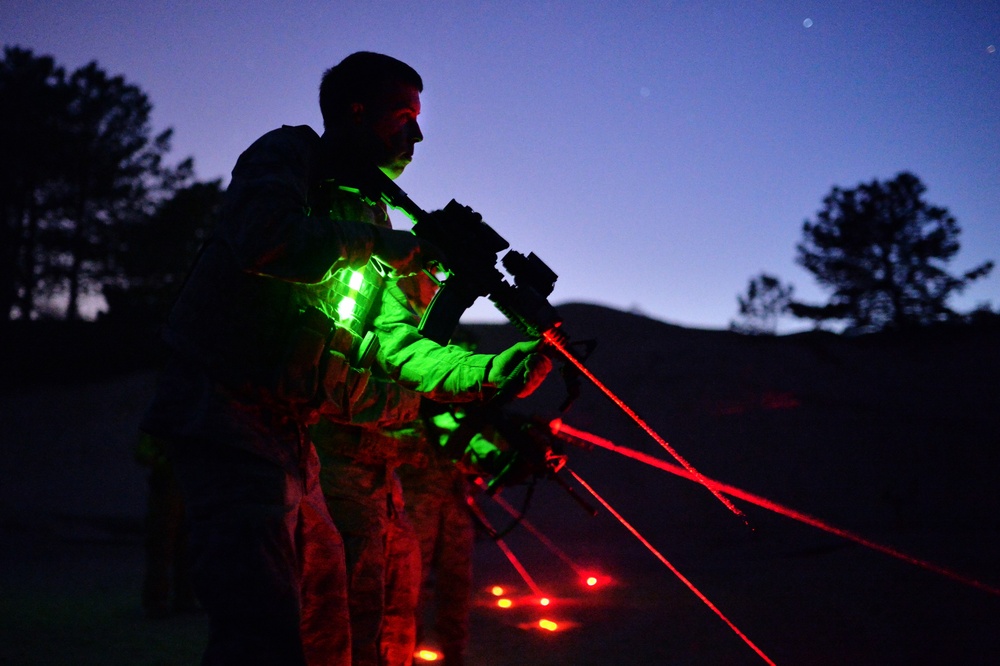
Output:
[312,423,423,666]
[142,125,419,666]
[311,269,503,666]
[399,405,505,666]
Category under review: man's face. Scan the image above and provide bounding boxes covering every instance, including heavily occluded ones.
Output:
[357,81,423,180]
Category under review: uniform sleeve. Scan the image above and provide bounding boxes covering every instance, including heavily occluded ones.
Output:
[219,126,378,284]
[464,430,504,469]
[372,279,496,402]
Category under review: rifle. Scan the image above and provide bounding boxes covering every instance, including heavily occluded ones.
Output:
[335,167,566,347]
[487,411,598,517]
[435,402,599,530]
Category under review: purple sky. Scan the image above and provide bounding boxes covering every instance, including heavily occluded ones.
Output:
[5,1,998,331]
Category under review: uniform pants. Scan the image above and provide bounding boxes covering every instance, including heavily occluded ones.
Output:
[405,477,475,664]
[321,459,421,666]
[170,436,351,666]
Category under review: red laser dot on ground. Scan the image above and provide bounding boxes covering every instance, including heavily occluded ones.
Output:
[490,585,504,596]
[586,576,598,586]
[538,619,558,632]
[414,649,440,661]
[539,597,550,606]
[497,598,512,609]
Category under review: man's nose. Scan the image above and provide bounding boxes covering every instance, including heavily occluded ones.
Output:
[410,119,423,143]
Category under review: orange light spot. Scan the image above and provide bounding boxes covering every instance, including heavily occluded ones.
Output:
[539,597,550,606]
[414,649,440,661]
[490,585,504,596]
[497,598,513,609]
[586,576,598,586]
[538,619,558,631]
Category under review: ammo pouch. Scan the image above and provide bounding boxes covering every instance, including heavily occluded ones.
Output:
[275,306,419,426]
[274,306,360,405]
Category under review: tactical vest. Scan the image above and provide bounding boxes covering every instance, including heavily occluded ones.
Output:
[163,125,393,404]
[297,178,393,368]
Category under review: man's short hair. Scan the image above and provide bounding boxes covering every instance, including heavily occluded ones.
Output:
[320,52,423,130]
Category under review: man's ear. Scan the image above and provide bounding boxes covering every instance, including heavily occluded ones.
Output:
[350,102,365,125]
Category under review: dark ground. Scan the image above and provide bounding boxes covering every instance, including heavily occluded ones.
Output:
[2,305,999,665]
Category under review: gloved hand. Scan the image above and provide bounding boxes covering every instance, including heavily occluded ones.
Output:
[487,339,553,399]
[372,227,444,277]
[485,449,531,486]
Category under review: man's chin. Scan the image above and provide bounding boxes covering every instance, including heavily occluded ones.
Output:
[378,162,409,180]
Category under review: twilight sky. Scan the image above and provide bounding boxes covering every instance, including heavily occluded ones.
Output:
[4,1,998,331]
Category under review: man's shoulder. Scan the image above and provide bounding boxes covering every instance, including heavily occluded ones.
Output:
[238,124,318,153]
[279,124,322,142]
[252,124,321,150]
[234,125,323,171]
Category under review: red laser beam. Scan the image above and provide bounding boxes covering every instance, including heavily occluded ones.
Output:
[552,419,1000,597]
[476,477,590,578]
[544,330,748,524]
[467,495,544,598]
[567,468,777,666]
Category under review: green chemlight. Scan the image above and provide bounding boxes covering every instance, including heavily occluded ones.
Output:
[335,270,366,321]
[338,296,357,321]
